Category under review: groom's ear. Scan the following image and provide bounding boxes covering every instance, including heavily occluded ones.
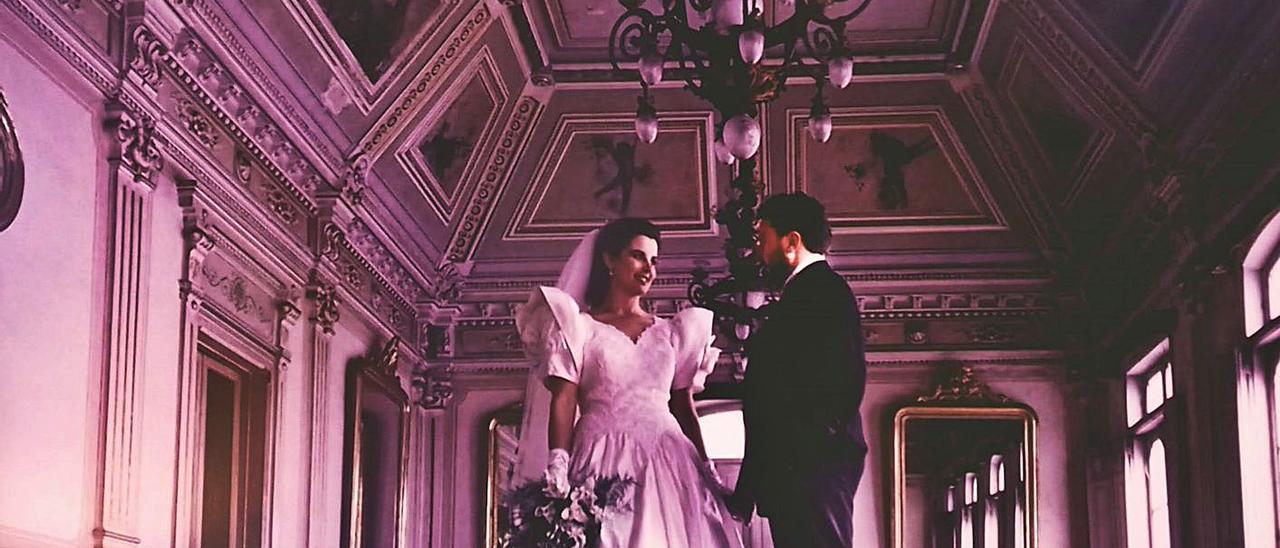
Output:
[785,231,806,252]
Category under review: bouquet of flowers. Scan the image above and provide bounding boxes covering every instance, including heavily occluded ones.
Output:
[499,474,636,548]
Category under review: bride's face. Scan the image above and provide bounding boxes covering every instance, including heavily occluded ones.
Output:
[604,235,659,297]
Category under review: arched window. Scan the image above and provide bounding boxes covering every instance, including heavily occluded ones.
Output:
[1125,339,1175,548]
[1148,440,1172,548]
[1238,212,1280,546]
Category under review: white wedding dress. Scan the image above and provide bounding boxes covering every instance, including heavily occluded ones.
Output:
[517,286,743,548]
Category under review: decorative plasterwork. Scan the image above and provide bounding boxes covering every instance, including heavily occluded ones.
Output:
[396,49,509,222]
[278,0,462,113]
[413,368,454,409]
[347,217,431,303]
[1005,0,1156,139]
[961,86,1069,261]
[504,111,718,240]
[164,29,433,307]
[785,105,1006,233]
[442,94,544,265]
[353,2,493,162]
[167,32,318,209]
[320,222,418,337]
[308,281,341,334]
[110,107,164,184]
[171,0,344,166]
[1048,0,1192,84]
[3,0,117,93]
[999,37,1113,210]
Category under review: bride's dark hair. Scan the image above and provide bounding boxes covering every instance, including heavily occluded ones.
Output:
[585,217,662,309]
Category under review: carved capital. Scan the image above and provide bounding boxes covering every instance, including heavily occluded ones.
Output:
[340,154,370,206]
[413,369,454,410]
[129,26,168,88]
[111,108,164,183]
[308,281,340,334]
[431,261,464,303]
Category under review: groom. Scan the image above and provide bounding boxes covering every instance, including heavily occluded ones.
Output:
[729,192,868,547]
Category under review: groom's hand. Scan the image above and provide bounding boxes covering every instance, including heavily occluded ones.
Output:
[726,491,754,523]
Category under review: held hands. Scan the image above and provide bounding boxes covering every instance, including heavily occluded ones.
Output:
[545,448,571,498]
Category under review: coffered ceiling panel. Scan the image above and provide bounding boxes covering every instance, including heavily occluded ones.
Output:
[1001,38,1110,209]
[505,113,717,240]
[527,0,976,66]
[1061,0,1185,73]
[396,52,510,222]
[788,107,1003,232]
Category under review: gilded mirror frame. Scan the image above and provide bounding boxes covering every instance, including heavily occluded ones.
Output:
[486,403,524,548]
[340,339,411,548]
[889,367,1039,548]
[0,89,24,232]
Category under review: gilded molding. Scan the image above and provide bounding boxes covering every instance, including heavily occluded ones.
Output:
[347,217,430,303]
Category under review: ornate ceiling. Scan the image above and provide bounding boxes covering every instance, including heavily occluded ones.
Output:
[12,0,1277,355]
[186,0,1266,285]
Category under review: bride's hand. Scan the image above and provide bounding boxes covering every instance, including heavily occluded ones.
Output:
[545,448,572,498]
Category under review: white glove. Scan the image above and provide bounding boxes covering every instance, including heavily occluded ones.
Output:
[545,448,571,498]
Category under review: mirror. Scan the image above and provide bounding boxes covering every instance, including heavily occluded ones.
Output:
[891,367,1038,548]
[341,339,410,548]
[486,404,524,548]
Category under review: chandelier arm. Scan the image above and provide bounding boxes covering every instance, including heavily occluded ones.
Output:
[674,46,708,95]
[811,0,873,27]
[762,12,811,48]
[608,9,663,70]
[802,24,842,63]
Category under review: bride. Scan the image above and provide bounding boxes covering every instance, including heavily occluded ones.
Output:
[513,217,742,547]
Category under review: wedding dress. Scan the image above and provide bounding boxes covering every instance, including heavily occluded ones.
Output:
[516,285,742,548]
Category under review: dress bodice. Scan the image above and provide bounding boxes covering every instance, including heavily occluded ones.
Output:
[516,287,720,439]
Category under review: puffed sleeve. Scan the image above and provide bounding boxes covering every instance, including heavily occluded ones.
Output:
[670,306,721,393]
[515,287,589,385]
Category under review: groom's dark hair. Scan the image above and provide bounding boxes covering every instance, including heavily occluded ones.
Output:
[757,192,833,252]
[586,217,662,308]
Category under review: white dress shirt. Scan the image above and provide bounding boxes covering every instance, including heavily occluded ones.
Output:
[784,253,827,288]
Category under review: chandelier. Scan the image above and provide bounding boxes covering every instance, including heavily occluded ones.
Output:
[608,0,873,374]
[608,0,873,154]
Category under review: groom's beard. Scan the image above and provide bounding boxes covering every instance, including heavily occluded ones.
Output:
[761,261,792,290]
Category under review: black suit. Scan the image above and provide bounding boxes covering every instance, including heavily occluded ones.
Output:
[736,260,867,547]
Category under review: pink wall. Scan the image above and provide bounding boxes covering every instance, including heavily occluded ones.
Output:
[0,35,103,547]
